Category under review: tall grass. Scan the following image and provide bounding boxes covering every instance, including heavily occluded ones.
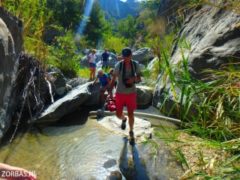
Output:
[158,47,240,141]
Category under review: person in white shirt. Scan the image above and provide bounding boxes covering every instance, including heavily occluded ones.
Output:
[88,49,97,81]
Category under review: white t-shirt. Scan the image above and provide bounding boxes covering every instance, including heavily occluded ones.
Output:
[88,53,96,64]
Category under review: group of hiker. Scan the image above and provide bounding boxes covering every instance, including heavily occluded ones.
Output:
[87,47,141,145]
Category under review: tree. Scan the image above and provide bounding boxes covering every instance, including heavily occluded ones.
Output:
[83,1,111,47]
[117,15,137,45]
[46,0,84,29]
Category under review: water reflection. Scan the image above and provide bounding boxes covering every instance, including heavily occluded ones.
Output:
[120,137,149,180]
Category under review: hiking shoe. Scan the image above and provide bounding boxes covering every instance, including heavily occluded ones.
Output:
[129,131,135,146]
[121,118,127,130]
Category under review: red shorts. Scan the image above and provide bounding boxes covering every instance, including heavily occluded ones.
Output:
[115,93,137,112]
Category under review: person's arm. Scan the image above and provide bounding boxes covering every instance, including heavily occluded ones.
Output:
[93,76,98,84]
[110,73,117,90]
[110,63,119,89]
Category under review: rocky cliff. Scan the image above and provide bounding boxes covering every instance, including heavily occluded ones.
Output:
[0,8,52,140]
[153,5,240,112]
[0,8,22,138]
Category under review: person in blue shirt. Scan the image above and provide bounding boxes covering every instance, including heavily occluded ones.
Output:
[93,69,112,104]
[101,49,110,69]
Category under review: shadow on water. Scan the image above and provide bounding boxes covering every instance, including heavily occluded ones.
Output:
[119,137,149,180]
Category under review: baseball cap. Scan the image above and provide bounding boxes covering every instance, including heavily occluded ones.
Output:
[122,47,132,57]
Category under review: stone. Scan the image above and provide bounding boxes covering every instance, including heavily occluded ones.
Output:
[36,83,91,123]
[0,8,22,139]
[82,82,101,106]
[47,67,69,98]
[107,171,122,180]
[103,159,117,169]
[136,86,153,108]
[98,115,152,143]
[67,77,88,88]
[14,54,53,121]
[154,5,240,112]
[132,47,154,65]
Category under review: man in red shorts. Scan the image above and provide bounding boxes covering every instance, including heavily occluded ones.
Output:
[110,47,141,145]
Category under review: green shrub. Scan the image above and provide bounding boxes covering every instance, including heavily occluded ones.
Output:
[160,52,240,141]
[46,31,81,78]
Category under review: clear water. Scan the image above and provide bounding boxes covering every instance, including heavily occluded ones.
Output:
[0,116,124,180]
[0,113,182,180]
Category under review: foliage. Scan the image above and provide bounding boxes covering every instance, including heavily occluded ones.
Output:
[152,127,240,179]
[46,31,81,78]
[82,2,111,48]
[158,47,240,141]
[103,36,128,54]
[46,0,84,29]
[116,15,137,45]
[2,0,50,60]
[143,33,175,86]
[186,0,240,13]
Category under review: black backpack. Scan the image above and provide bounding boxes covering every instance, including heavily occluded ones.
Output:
[119,60,137,77]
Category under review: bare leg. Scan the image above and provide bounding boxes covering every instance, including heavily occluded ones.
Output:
[92,69,96,80]
[89,69,91,80]
[127,110,134,132]
[116,109,125,120]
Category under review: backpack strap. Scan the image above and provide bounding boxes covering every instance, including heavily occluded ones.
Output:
[119,60,137,74]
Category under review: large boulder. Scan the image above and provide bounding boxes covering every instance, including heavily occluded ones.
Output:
[153,5,240,110]
[136,86,153,108]
[36,83,91,123]
[0,8,22,138]
[67,77,88,88]
[132,47,154,65]
[47,67,68,98]
[13,54,53,121]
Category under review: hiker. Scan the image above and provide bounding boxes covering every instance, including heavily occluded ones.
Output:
[108,68,117,88]
[110,47,141,145]
[93,69,112,104]
[88,49,97,81]
[101,49,109,69]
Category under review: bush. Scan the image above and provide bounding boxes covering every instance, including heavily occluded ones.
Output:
[46,31,81,78]
[160,53,240,141]
[103,35,128,54]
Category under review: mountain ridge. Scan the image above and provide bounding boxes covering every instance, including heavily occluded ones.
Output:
[99,0,140,19]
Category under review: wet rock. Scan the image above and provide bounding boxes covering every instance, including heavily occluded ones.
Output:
[98,116,152,143]
[67,77,88,88]
[14,54,52,121]
[132,47,154,65]
[36,83,91,123]
[103,159,117,169]
[136,86,153,109]
[82,82,101,106]
[0,7,23,55]
[154,5,240,113]
[47,67,68,98]
[107,171,122,180]
[0,8,22,138]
